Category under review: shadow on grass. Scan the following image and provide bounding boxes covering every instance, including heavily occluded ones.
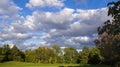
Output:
[59,65,90,67]
[59,64,110,67]
[59,66,81,67]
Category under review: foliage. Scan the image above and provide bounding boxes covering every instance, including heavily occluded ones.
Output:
[0,44,104,64]
[88,46,104,64]
[64,47,78,63]
[0,45,25,63]
[25,49,36,62]
[95,0,120,65]
[79,46,90,64]
[11,45,25,62]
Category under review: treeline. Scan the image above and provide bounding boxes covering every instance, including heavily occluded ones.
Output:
[0,44,104,64]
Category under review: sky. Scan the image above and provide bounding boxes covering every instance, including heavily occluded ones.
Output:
[0,0,117,50]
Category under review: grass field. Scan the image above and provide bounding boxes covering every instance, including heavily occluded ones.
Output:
[0,61,110,67]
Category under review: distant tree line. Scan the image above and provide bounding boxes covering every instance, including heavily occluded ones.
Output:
[0,44,104,64]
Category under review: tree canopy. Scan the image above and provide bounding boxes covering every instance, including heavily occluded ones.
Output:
[0,44,104,64]
[96,0,120,66]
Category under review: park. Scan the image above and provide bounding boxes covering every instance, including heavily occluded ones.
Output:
[0,0,120,67]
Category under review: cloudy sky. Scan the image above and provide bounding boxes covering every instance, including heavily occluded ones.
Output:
[0,0,117,50]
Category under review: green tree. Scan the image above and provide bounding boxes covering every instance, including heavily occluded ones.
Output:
[0,47,5,63]
[52,45,62,63]
[11,45,25,61]
[64,47,78,63]
[77,51,82,64]
[35,46,54,63]
[0,44,13,62]
[88,46,104,64]
[2,44,11,61]
[95,0,120,66]
[48,47,57,64]
[80,46,89,64]
[25,49,36,62]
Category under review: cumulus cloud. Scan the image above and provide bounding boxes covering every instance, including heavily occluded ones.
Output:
[0,0,31,48]
[32,8,110,49]
[26,0,64,8]
[0,32,31,43]
[0,0,110,50]
[0,0,22,20]
[23,8,74,31]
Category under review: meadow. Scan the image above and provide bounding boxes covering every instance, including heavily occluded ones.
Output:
[0,61,110,67]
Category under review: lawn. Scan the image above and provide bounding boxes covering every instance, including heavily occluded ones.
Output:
[0,61,110,67]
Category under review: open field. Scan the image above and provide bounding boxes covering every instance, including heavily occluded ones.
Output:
[0,61,110,67]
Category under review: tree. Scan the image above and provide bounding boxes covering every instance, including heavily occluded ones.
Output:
[79,46,90,64]
[95,0,120,66]
[2,44,11,61]
[88,46,104,64]
[11,45,25,62]
[64,47,78,63]
[0,47,5,63]
[34,46,55,63]
[25,49,36,62]
[52,45,62,63]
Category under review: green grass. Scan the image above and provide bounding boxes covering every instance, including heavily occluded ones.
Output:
[0,61,110,67]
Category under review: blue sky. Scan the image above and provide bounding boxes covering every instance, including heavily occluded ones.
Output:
[0,0,117,50]
[13,0,117,16]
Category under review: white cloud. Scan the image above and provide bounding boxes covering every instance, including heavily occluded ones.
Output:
[74,36,90,42]
[0,0,22,20]
[26,0,64,8]
[21,41,47,50]
[22,8,74,31]
[0,33,31,41]
[0,0,32,47]
[40,33,51,39]
[0,0,110,50]
[17,8,109,49]
[33,8,110,49]
[75,8,109,21]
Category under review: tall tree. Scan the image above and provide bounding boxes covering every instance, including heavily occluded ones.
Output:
[95,0,120,66]
[52,45,62,63]
[80,46,90,64]
[25,49,36,62]
[2,44,11,61]
[88,46,104,64]
[11,45,25,61]
[64,47,78,63]
[0,47,4,63]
